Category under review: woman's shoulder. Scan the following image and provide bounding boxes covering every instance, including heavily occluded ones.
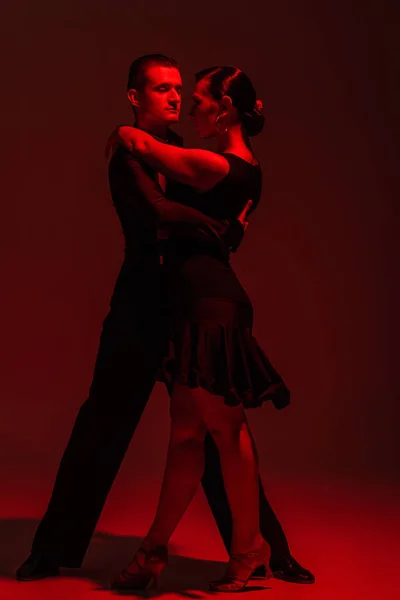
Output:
[223,151,260,168]
[221,153,262,209]
[221,152,261,187]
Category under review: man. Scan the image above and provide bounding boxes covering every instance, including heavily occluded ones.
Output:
[16,54,314,585]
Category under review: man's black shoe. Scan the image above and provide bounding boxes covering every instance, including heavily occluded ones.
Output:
[16,554,60,581]
[269,555,315,584]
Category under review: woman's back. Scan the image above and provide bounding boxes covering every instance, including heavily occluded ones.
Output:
[185,153,262,221]
[164,153,262,306]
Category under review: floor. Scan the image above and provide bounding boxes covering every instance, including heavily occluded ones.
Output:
[0,471,398,600]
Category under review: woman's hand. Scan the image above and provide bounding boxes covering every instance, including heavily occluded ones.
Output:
[105,125,139,158]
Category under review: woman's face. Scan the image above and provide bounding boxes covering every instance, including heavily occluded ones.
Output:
[189,78,221,138]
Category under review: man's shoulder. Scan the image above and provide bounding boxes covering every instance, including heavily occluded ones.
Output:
[108,146,147,174]
[109,146,134,165]
[167,129,184,148]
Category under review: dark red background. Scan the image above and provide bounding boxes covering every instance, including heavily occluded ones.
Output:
[0,1,398,595]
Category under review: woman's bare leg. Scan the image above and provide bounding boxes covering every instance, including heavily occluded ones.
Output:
[143,383,207,548]
[192,387,264,555]
[134,383,263,556]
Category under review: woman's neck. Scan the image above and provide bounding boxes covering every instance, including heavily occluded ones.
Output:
[216,123,252,156]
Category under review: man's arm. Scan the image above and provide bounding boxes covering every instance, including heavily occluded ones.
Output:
[109,148,242,247]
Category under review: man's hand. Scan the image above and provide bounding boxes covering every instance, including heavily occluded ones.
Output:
[237,199,253,231]
[222,200,253,253]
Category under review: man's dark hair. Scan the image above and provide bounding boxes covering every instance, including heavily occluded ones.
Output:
[127,54,179,92]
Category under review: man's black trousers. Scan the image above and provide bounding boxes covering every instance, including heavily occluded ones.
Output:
[31,303,289,566]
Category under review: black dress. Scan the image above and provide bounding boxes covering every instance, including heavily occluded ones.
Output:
[159,153,290,409]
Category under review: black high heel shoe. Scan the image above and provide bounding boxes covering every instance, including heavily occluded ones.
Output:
[111,545,168,591]
[209,540,273,592]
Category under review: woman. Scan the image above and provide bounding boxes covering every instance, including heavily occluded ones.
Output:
[107,66,290,592]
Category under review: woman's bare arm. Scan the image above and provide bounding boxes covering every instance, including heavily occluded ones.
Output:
[106,126,230,191]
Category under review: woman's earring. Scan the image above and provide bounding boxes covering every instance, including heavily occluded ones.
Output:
[215,115,228,134]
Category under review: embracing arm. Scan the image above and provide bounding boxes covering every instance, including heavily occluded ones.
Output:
[111,149,233,233]
[107,127,230,191]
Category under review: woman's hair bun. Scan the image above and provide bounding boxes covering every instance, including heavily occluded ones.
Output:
[242,99,265,137]
[195,67,265,137]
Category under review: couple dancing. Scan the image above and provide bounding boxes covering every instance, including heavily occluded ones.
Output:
[16,54,314,591]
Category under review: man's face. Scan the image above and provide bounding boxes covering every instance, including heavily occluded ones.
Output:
[129,65,182,125]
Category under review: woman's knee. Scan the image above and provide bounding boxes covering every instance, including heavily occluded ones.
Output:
[208,419,246,444]
[209,421,256,456]
[170,422,206,445]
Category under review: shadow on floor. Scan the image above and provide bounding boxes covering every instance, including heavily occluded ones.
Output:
[0,518,272,596]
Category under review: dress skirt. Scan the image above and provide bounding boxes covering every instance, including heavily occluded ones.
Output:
[158,295,290,410]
